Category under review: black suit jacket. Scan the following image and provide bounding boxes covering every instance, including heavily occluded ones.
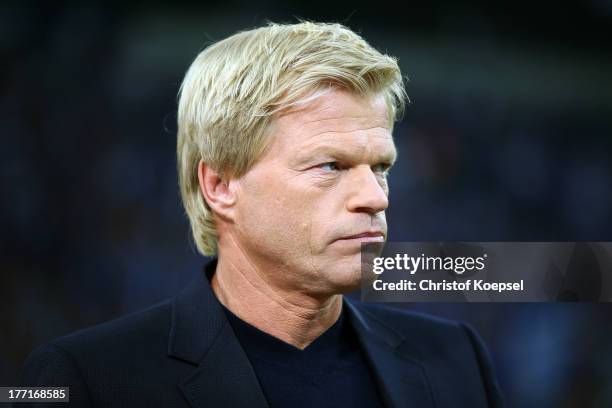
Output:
[20,261,504,407]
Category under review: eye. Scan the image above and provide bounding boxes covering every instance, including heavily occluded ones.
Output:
[319,162,340,172]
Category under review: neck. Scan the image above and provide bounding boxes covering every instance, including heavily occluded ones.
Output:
[211,252,343,350]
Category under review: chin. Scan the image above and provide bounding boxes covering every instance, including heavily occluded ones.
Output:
[322,261,363,294]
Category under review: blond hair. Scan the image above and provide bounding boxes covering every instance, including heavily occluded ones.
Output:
[177,21,407,256]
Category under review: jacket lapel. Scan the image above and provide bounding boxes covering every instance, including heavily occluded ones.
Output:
[168,260,269,408]
[345,299,436,408]
[178,322,269,408]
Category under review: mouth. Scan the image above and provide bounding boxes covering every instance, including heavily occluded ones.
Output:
[336,231,385,243]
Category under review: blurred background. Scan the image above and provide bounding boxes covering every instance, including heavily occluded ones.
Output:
[1,1,611,406]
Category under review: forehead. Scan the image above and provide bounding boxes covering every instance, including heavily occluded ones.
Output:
[267,89,394,159]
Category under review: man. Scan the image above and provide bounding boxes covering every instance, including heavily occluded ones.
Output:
[21,22,503,407]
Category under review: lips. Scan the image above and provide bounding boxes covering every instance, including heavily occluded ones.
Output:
[337,231,385,242]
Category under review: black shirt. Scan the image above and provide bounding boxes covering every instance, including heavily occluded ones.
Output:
[221,303,385,408]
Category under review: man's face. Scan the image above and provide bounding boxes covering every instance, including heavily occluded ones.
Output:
[232,89,396,295]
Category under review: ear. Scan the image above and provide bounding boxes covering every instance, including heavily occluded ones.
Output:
[197,160,237,222]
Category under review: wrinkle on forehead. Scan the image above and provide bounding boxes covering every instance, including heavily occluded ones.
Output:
[268,90,393,159]
[293,130,396,168]
[290,93,389,129]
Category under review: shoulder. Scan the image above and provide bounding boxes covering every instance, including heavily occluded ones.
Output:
[19,300,176,395]
[51,299,173,358]
[351,301,491,361]
[350,300,473,342]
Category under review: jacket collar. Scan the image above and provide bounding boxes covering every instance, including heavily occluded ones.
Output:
[167,259,224,364]
[168,259,435,408]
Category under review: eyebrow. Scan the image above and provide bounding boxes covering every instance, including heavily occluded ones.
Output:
[292,143,397,168]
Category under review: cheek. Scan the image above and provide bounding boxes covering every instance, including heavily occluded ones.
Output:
[235,166,352,257]
[235,174,316,249]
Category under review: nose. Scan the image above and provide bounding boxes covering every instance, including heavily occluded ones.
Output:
[345,165,389,214]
